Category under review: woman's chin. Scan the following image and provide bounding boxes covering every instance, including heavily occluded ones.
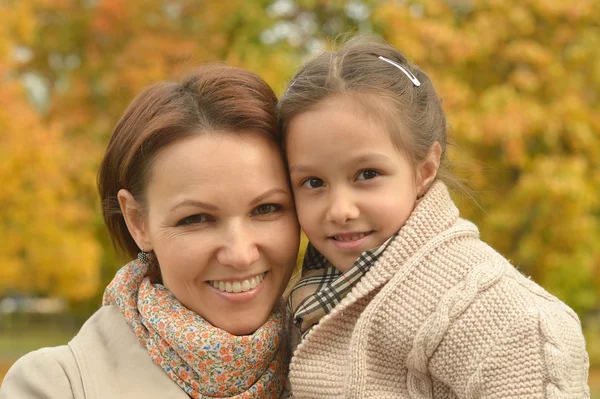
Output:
[199,274,286,335]
[216,313,271,336]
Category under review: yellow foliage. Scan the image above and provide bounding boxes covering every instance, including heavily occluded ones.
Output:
[0,81,100,300]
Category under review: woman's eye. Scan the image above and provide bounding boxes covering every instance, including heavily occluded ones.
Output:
[252,204,281,215]
[357,169,380,181]
[301,177,324,189]
[177,214,211,226]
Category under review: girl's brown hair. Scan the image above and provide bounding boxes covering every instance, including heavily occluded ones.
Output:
[98,65,278,259]
[278,35,452,185]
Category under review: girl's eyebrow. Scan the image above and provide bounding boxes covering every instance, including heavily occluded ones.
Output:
[289,153,392,174]
[350,153,392,164]
[288,164,312,174]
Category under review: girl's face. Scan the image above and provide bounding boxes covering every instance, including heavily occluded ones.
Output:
[286,95,423,273]
[129,131,300,335]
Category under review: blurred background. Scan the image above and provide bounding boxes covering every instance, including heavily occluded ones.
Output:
[1,0,598,394]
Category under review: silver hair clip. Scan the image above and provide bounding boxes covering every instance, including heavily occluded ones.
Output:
[284,79,296,94]
[378,56,421,87]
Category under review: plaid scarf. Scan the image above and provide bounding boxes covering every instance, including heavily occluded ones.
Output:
[288,235,396,337]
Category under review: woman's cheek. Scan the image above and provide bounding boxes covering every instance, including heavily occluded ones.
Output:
[263,217,300,264]
[159,238,207,279]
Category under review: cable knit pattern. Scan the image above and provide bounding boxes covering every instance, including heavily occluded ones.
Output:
[288,182,590,399]
[406,258,506,398]
[540,308,568,398]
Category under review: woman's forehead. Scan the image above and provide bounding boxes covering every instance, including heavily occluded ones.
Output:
[144,132,289,208]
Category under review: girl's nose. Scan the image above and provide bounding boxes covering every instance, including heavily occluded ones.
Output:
[325,190,359,224]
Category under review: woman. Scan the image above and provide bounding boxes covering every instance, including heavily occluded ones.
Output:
[0,65,300,398]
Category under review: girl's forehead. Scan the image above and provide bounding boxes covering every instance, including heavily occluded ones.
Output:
[287,96,394,142]
[285,103,410,170]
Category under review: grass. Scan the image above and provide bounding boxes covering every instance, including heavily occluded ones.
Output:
[0,329,75,360]
[591,368,600,399]
[0,319,77,385]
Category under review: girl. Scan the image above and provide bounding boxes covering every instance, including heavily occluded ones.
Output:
[278,36,589,398]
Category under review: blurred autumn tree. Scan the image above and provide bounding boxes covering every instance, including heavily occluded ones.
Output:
[1,0,598,329]
[0,2,100,301]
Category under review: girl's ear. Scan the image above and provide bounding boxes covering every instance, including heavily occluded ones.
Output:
[117,189,153,252]
[416,141,442,197]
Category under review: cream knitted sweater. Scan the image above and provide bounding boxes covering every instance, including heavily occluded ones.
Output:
[288,182,590,399]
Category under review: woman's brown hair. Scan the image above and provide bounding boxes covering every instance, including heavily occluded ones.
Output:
[98,65,278,259]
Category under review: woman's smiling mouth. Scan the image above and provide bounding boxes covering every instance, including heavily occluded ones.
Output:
[209,272,266,293]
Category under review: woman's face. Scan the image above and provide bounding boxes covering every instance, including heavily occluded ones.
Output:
[138,131,299,335]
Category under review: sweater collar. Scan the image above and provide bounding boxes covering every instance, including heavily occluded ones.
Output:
[329,181,478,310]
[369,180,462,280]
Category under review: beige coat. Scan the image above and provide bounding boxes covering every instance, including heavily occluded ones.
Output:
[0,305,189,399]
[288,183,590,398]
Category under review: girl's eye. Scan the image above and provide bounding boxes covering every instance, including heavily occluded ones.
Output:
[252,204,281,215]
[177,214,211,226]
[357,169,380,181]
[301,177,324,189]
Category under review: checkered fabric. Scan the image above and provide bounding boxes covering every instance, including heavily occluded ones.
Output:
[288,235,396,336]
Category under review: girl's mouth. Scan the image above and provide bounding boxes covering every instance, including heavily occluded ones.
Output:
[331,231,372,241]
[329,231,373,250]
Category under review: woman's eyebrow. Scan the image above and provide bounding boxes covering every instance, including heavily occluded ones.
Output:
[249,188,290,206]
[170,199,219,212]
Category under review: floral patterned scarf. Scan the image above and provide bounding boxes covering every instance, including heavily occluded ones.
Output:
[103,256,288,398]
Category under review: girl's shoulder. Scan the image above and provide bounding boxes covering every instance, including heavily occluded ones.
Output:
[377,225,583,339]
[377,240,588,396]
[465,239,581,325]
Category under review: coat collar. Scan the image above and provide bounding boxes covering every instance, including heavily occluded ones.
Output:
[69,305,189,399]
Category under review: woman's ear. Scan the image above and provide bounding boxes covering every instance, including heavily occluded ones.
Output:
[117,189,153,252]
[416,141,442,197]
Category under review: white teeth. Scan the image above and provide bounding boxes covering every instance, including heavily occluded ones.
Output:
[210,273,265,293]
[249,278,258,289]
[241,280,251,291]
[334,232,367,241]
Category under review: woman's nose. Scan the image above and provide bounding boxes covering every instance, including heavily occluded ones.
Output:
[216,223,260,269]
[325,189,359,224]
